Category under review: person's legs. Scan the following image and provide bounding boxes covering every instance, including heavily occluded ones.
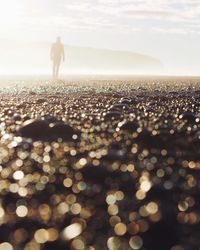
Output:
[53,60,56,79]
[55,59,61,79]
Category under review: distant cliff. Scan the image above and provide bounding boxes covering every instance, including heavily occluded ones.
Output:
[66,46,163,73]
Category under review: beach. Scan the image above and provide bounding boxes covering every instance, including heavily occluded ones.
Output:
[0,77,199,250]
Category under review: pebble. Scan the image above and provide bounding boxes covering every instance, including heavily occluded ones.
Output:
[18,119,49,139]
[18,117,79,141]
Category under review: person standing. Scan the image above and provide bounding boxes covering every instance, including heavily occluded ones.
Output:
[50,37,65,79]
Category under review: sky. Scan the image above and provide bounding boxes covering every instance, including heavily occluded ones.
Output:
[0,0,200,75]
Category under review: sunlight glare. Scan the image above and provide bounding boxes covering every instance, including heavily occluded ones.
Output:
[0,0,20,26]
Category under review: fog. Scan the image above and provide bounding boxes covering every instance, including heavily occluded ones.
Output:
[0,40,199,77]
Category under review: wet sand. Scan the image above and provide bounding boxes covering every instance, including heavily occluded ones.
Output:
[0,78,199,250]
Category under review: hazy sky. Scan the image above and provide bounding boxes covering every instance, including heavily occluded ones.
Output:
[0,0,200,75]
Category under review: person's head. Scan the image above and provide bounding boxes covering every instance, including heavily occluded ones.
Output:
[56,36,61,43]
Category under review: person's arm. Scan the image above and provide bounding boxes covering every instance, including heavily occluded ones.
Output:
[50,44,54,60]
[62,45,65,61]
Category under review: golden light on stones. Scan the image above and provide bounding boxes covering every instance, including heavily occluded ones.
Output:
[0,207,5,218]
[129,236,143,249]
[71,238,85,250]
[127,222,140,235]
[70,149,77,156]
[108,204,119,215]
[16,205,28,217]
[70,203,82,215]
[139,206,149,217]
[106,194,116,205]
[106,191,125,209]
[57,202,69,214]
[146,202,158,214]
[178,201,189,212]
[140,179,151,192]
[77,181,87,191]
[13,170,24,180]
[24,241,40,250]
[18,187,28,197]
[66,194,76,204]
[136,173,152,201]
[139,201,160,221]
[177,212,200,225]
[33,228,59,244]
[47,228,59,242]
[131,145,138,154]
[80,208,92,219]
[0,242,13,250]
[115,191,124,201]
[136,190,146,200]
[79,158,87,167]
[39,204,51,222]
[34,229,49,244]
[62,223,83,240]
[157,169,165,178]
[109,215,121,227]
[63,178,73,187]
[15,159,23,167]
[114,222,127,236]
[9,183,19,193]
[43,155,50,163]
[107,237,121,250]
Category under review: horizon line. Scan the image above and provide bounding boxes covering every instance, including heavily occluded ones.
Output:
[0,73,200,79]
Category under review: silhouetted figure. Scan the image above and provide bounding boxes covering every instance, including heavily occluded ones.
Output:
[51,37,65,79]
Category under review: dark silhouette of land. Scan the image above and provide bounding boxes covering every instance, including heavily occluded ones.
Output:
[50,37,65,79]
